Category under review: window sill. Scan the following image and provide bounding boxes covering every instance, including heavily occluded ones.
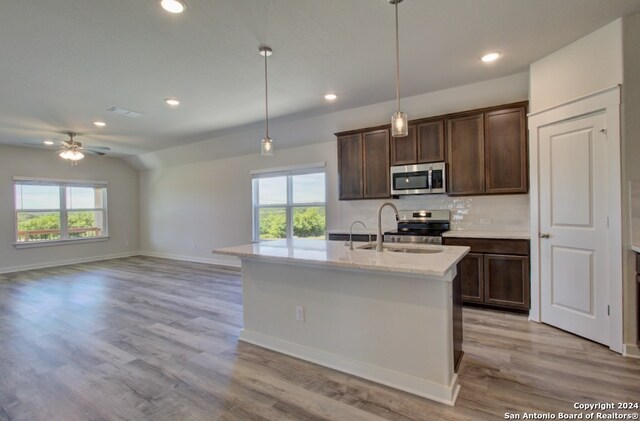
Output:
[13,236,110,249]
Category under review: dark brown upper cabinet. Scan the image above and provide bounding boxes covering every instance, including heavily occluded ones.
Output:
[447,104,528,196]
[447,114,485,195]
[417,120,445,163]
[337,129,390,200]
[390,121,445,166]
[363,129,391,198]
[390,126,417,165]
[337,133,363,200]
[337,101,528,200]
[484,107,528,194]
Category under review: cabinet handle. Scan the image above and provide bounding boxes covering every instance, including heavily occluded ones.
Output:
[540,233,551,239]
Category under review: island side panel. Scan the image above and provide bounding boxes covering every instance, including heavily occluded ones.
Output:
[452,262,463,372]
[239,258,459,405]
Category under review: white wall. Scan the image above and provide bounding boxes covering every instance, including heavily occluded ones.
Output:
[622,12,640,347]
[0,145,139,273]
[529,15,640,349]
[529,19,623,113]
[129,72,529,171]
[139,73,530,267]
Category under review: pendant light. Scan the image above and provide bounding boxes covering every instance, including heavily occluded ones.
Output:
[259,45,274,156]
[389,0,408,137]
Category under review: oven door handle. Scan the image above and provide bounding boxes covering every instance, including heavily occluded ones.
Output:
[428,167,433,193]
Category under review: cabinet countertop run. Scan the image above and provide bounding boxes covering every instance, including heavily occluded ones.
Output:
[632,244,640,253]
[213,239,469,279]
[442,230,530,240]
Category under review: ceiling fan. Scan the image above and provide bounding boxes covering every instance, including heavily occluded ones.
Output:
[23,131,111,165]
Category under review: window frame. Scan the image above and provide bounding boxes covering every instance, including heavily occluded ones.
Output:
[13,177,109,248]
[251,163,326,242]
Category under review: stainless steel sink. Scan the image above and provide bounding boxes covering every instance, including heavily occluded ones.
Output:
[356,244,443,254]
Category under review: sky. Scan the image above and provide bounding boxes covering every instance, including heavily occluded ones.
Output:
[15,185,101,210]
[257,172,325,205]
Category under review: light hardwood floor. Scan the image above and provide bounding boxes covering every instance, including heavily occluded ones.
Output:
[0,256,638,421]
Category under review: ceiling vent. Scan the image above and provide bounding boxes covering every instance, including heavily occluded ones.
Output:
[107,107,143,118]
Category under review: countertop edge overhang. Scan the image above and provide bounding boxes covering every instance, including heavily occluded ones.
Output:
[213,240,470,280]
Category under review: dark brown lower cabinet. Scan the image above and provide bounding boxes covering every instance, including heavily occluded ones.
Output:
[484,254,529,310]
[460,253,484,303]
[443,237,530,312]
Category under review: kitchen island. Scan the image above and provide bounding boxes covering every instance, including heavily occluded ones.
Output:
[213,239,469,405]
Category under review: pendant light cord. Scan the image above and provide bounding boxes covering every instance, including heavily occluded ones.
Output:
[264,51,270,139]
[395,0,401,112]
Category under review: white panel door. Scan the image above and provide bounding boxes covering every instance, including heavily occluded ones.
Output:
[538,112,609,345]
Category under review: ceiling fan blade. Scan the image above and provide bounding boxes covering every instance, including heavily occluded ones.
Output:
[83,150,106,156]
[85,146,111,151]
[22,141,49,146]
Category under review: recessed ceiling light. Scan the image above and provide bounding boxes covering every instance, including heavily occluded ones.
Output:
[481,52,501,63]
[43,140,54,145]
[324,93,337,101]
[160,0,186,14]
[93,121,106,127]
[165,98,180,106]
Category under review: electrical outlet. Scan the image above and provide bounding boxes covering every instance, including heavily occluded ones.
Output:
[295,305,305,322]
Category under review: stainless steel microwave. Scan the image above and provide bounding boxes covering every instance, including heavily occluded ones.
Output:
[390,163,446,195]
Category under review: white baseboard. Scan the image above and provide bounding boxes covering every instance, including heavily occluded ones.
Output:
[0,251,139,274]
[139,250,241,270]
[623,343,640,359]
[239,329,460,406]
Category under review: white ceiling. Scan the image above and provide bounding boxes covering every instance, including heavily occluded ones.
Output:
[2,0,640,157]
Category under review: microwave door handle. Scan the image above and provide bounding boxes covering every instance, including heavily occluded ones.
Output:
[428,167,433,192]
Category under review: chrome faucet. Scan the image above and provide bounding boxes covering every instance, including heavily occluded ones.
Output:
[349,220,367,250]
[376,202,399,252]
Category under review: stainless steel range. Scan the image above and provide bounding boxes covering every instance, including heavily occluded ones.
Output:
[384,210,450,244]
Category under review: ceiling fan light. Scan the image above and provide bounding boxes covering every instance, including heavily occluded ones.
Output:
[68,150,84,161]
[261,138,274,156]
[59,150,71,160]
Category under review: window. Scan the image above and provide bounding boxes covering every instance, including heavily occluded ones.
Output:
[14,178,108,246]
[252,165,326,241]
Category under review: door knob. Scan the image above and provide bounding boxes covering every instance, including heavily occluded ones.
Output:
[540,233,551,239]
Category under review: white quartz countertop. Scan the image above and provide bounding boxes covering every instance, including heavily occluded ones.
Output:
[442,230,530,240]
[213,239,469,278]
[632,244,640,253]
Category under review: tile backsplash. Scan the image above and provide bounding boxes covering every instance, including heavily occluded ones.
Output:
[332,194,530,232]
[631,181,640,245]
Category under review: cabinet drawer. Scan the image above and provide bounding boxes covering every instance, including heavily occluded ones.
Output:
[443,238,529,255]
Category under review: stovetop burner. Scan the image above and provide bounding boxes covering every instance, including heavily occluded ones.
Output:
[383,209,451,244]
